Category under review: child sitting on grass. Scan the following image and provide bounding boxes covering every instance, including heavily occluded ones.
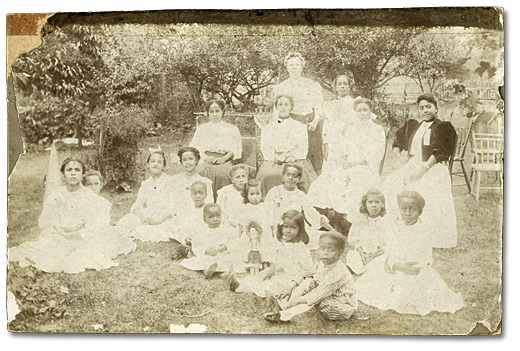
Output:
[238,179,274,238]
[217,164,249,228]
[264,231,358,323]
[179,203,237,279]
[82,169,112,224]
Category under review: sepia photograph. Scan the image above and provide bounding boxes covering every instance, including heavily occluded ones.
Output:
[5,7,503,335]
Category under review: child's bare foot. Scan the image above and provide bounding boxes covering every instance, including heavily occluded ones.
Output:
[204,263,218,280]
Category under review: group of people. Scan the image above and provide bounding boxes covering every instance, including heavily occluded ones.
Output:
[9,51,464,323]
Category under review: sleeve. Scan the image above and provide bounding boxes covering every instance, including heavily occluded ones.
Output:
[38,190,63,229]
[190,125,207,160]
[347,223,362,249]
[260,125,275,161]
[130,181,148,213]
[311,81,325,120]
[429,121,456,163]
[304,270,345,306]
[365,125,387,171]
[301,194,323,228]
[383,225,400,268]
[264,188,282,228]
[392,119,419,152]
[229,125,243,160]
[289,122,309,160]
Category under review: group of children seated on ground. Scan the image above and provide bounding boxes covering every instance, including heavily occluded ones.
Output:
[9,145,465,324]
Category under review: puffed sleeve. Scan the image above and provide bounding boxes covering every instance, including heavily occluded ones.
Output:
[38,190,64,229]
[130,180,148,213]
[429,121,456,163]
[190,125,207,159]
[260,125,276,161]
[392,119,419,152]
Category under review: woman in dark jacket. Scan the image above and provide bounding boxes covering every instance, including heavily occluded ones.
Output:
[382,93,458,248]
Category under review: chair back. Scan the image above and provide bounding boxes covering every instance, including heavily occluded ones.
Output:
[471,132,504,168]
[448,131,458,174]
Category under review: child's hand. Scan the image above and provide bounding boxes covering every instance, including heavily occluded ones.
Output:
[142,217,154,225]
[263,267,275,281]
[205,248,218,256]
[308,120,319,132]
[395,262,420,275]
[217,244,227,253]
[278,282,297,300]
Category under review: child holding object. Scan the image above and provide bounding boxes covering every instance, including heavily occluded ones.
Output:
[346,189,388,275]
[238,179,274,238]
[264,231,358,323]
[217,164,249,228]
[355,191,464,316]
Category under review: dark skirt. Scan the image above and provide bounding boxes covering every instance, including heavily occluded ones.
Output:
[290,112,324,176]
[197,157,232,201]
[257,159,317,196]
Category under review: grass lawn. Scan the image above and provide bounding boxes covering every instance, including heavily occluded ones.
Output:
[7,132,502,335]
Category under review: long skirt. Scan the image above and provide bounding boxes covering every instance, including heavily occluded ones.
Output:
[198,159,232,201]
[381,160,458,248]
[291,112,324,176]
[257,159,317,196]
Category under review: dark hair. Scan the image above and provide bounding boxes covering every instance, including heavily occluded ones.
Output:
[276,210,309,244]
[246,220,263,236]
[178,146,201,163]
[416,93,438,109]
[319,231,346,252]
[282,162,302,178]
[190,181,208,193]
[353,98,373,112]
[274,94,295,112]
[82,170,103,185]
[332,74,350,98]
[359,188,386,217]
[242,179,262,204]
[283,51,306,66]
[229,163,250,179]
[205,99,226,115]
[60,157,86,175]
[397,190,426,215]
[147,150,167,167]
[203,203,221,216]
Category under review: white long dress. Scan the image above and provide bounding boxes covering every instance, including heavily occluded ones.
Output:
[355,217,464,316]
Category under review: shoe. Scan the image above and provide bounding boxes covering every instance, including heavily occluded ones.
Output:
[204,263,218,280]
[264,312,289,324]
[265,290,282,312]
[228,273,240,292]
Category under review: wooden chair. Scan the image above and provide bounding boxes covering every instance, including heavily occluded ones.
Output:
[470,132,503,200]
[450,119,475,192]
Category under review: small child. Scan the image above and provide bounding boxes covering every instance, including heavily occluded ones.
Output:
[264,231,358,323]
[238,179,274,238]
[170,181,209,243]
[346,189,387,274]
[217,164,249,227]
[180,203,237,279]
[171,146,214,204]
[82,169,111,226]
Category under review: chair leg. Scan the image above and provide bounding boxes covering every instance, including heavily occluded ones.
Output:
[461,161,471,193]
[476,171,481,201]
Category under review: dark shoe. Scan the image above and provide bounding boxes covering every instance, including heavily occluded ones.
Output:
[265,290,282,312]
[204,263,218,280]
[228,274,240,292]
[264,312,289,324]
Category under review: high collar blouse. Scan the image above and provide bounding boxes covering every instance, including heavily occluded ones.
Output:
[272,77,324,117]
[190,121,242,161]
[260,117,308,161]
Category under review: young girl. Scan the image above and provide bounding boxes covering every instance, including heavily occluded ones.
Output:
[264,231,358,323]
[180,203,239,279]
[82,170,111,224]
[170,146,214,204]
[117,150,175,241]
[231,210,314,298]
[264,163,333,248]
[355,191,464,316]
[346,189,388,274]
[238,179,274,238]
[217,164,249,228]
[9,158,132,273]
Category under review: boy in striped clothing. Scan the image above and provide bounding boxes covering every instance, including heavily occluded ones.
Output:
[264,231,358,322]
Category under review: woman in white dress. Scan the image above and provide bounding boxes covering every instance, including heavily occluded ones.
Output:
[272,52,325,175]
[190,99,242,200]
[381,93,457,248]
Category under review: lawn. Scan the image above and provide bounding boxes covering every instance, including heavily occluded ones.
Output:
[6,131,502,335]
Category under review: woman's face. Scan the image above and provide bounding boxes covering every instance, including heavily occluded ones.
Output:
[285,57,303,78]
[148,153,165,175]
[208,103,223,123]
[282,219,300,241]
[181,151,198,173]
[355,102,371,121]
[276,97,292,118]
[418,100,438,121]
[62,161,83,186]
[335,76,350,98]
[282,167,300,190]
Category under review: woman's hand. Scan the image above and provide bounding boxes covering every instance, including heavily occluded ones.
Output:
[205,156,217,165]
[214,157,226,165]
[308,120,319,132]
[263,266,276,281]
[205,247,219,256]
[284,155,295,164]
[274,153,286,165]
[408,165,428,183]
[142,217,155,225]
[395,262,420,276]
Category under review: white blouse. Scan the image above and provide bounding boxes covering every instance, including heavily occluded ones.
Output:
[131,173,174,217]
[170,173,214,203]
[410,120,434,160]
[190,121,242,161]
[260,117,308,161]
[272,77,324,117]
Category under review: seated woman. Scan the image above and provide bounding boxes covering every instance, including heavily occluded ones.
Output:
[308,98,386,229]
[381,93,457,248]
[9,159,135,274]
[257,94,317,195]
[355,191,464,316]
[190,99,243,201]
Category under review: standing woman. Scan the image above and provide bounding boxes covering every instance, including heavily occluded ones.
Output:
[381,94,457,248]
[190,99,243,200]
[272,52,325,175]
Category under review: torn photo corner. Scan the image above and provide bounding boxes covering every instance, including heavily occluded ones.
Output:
[6,8,503,335]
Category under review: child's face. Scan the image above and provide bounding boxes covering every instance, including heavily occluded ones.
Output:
[335,76,349,98]
[62,161,83,186]
[247,186,262,205]
[399,197,421,226]
[318,237,343,266]
[366,194,383,218]
[418,100,437,121]
[190,184,208,207]
[281,219,300,241]
[204,207,222,229]
[355,102,371,121]
[276,97,292,118]
[231,169,248,191]
[85,175,102,194]
[282,167,300,190]
[181,151,198,173]
[148,153,165,175]
[208,103,223,123]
